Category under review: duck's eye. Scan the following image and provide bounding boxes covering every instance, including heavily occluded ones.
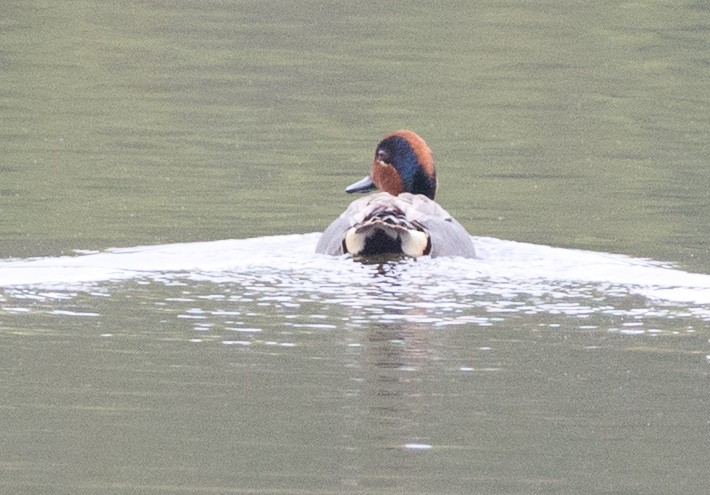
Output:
[376,148,390,163]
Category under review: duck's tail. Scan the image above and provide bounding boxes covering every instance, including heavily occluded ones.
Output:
[344,206,431,257]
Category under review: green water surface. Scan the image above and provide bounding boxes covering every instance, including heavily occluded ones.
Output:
[1,1,709,494]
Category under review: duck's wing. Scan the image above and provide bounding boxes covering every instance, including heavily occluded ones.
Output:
[417,216,476,258]
[315,195,373,255]
[396,194,477,258]
[315,214,349,255]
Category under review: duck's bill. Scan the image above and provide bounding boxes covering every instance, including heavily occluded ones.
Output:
[345,175,376,194]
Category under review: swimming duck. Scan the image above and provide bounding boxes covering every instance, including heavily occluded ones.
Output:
[316,130,476,258]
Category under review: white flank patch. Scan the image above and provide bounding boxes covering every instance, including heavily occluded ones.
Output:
[344,228,366,255]
[401,230,429,257]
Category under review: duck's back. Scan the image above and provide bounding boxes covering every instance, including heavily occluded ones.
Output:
[315,192,476,258]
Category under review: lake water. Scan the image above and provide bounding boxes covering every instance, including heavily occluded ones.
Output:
[1,1,709,494]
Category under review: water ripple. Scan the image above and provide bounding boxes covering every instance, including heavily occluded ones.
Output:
[2,234,710,330]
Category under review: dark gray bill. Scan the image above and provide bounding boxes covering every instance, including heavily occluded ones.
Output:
[345,175,376,194]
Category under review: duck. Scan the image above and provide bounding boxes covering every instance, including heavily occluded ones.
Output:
[315,130,476,258]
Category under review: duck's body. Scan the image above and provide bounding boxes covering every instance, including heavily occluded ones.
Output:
[316,192,476,258]
[316,130,476,259]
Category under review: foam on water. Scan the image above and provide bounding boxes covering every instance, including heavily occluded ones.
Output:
[1,235,710,321]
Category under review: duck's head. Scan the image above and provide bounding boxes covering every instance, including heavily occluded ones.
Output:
[346,130,437,200]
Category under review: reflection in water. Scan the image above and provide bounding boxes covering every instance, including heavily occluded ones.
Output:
[336,263,446,484]
[342,308,447,489]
